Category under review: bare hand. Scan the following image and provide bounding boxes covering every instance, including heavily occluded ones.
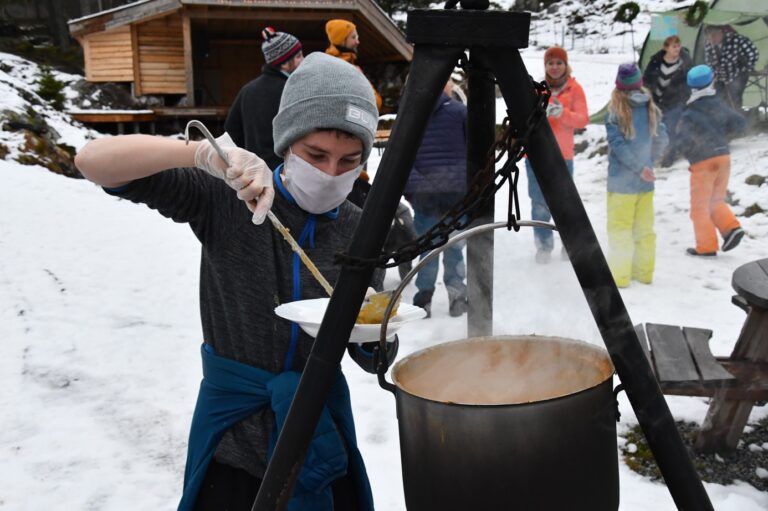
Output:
[640,167,656,182]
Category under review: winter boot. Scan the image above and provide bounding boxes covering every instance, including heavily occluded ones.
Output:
[413,289,434,318]
[686,248,716,257]
[722,227,744,252]
[535,250,551,264]
[447,286,468,318]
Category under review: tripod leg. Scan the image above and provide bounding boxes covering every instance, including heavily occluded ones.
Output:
[479,48,714,511]
[466,54,496,336]
[250,44,465,511]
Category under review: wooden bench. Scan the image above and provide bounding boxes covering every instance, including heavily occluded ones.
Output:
[634,323,737,397]
[373,129,391,149]
[634,258,768,453]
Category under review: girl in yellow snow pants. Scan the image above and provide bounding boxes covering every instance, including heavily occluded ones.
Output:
[604,63,667,288]
[607,191,656,288]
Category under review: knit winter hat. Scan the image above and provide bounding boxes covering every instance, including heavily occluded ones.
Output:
[273,52,377,162]
[544,46,568,64]
[615,62,643,90]
[261,27,302,66]
[687,64,714,89]
[326,19,356,46]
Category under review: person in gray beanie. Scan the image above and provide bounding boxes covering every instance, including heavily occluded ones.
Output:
[74,50,385,511]
[225,26,304,169]
[274,52,377,164]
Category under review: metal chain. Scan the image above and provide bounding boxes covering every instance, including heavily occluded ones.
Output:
[336,79,551,270]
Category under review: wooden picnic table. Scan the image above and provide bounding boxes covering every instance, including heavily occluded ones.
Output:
[695,258,768,453]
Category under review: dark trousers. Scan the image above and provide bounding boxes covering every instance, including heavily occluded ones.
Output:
[194,459,359,511]
[660,106,684,165]
[719,73,749,110]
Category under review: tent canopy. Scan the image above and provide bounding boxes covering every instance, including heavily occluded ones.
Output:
[589,0,768,123]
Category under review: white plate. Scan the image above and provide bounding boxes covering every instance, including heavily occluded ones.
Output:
[274,298,426,343]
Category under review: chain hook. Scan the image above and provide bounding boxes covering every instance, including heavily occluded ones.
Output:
[336,78,551,268]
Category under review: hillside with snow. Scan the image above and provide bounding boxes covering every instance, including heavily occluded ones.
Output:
[2,1,768,510]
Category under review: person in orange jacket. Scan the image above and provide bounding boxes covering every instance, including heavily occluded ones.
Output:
[526,47,589,263]
[325,19,383,111]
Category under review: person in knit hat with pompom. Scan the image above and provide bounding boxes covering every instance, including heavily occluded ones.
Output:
[525,46,589,263]
[604,62,668,288]
[75,52,386,511]
[225,27,304,170]
[325,19,382,111]
[674,64,746,257]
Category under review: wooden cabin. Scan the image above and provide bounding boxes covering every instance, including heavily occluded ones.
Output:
[68,0,412,122]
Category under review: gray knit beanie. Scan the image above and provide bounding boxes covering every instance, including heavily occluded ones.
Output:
[273,52,377,163]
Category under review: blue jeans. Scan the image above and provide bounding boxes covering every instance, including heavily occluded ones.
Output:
[526,158,574,252]
[410,193,467,296]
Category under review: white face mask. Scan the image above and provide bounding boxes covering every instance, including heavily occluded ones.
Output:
[282,150,362,214]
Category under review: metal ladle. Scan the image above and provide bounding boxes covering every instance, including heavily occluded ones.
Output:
[183,120,394,322]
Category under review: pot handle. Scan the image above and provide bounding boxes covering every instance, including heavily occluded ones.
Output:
[376,220,557,393]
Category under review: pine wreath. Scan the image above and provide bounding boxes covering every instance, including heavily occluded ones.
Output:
[615,2,640,23]
[685,1,709,27]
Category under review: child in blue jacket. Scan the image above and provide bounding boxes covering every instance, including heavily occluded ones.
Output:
[605,63,668,288]
[675,64,746,256]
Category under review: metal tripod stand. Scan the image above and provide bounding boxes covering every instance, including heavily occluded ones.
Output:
[251,5,714,511]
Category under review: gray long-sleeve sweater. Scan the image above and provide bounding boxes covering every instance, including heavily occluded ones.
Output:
[107,167,381,478]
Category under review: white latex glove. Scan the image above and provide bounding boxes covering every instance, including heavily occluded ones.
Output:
[546,99,563,118]
[194,133,274,224]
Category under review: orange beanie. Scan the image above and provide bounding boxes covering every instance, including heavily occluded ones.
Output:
[544,46,568,65]
[326,19,356,46]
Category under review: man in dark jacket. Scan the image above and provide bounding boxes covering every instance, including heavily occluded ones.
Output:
[225,27,303,170]
[704,25,759,110]
[642,35,692,166]
[676,65,746,257]
[404,80,468,318]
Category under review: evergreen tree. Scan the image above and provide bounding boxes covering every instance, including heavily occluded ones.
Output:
[36,66,66,110]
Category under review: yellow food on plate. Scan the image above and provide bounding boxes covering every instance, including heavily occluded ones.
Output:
[356,292,401,324]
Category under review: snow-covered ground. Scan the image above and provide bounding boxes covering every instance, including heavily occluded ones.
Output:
[2,1,768,509]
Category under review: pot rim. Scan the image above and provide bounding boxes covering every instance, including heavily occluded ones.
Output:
[391,335,615,407]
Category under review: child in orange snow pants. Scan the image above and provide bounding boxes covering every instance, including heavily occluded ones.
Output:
[689,155,740,254]
[675,64,746,256]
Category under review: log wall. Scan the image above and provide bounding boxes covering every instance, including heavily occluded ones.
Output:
[135,14,186,95]
[81,26,134,82]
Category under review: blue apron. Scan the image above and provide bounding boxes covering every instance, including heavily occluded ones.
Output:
[178,345,374,511]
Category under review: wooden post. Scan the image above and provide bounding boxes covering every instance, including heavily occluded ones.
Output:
[130,24,142,97]
[183,12,195,107]
[695,307,768,452]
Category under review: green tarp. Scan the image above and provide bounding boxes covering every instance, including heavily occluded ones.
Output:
[589,0,768,123]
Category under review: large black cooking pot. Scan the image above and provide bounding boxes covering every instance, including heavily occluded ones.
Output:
[388,335,618,510]
[374,222,620,510]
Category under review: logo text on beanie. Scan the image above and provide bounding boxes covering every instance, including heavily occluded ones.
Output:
[345,105,375,131]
